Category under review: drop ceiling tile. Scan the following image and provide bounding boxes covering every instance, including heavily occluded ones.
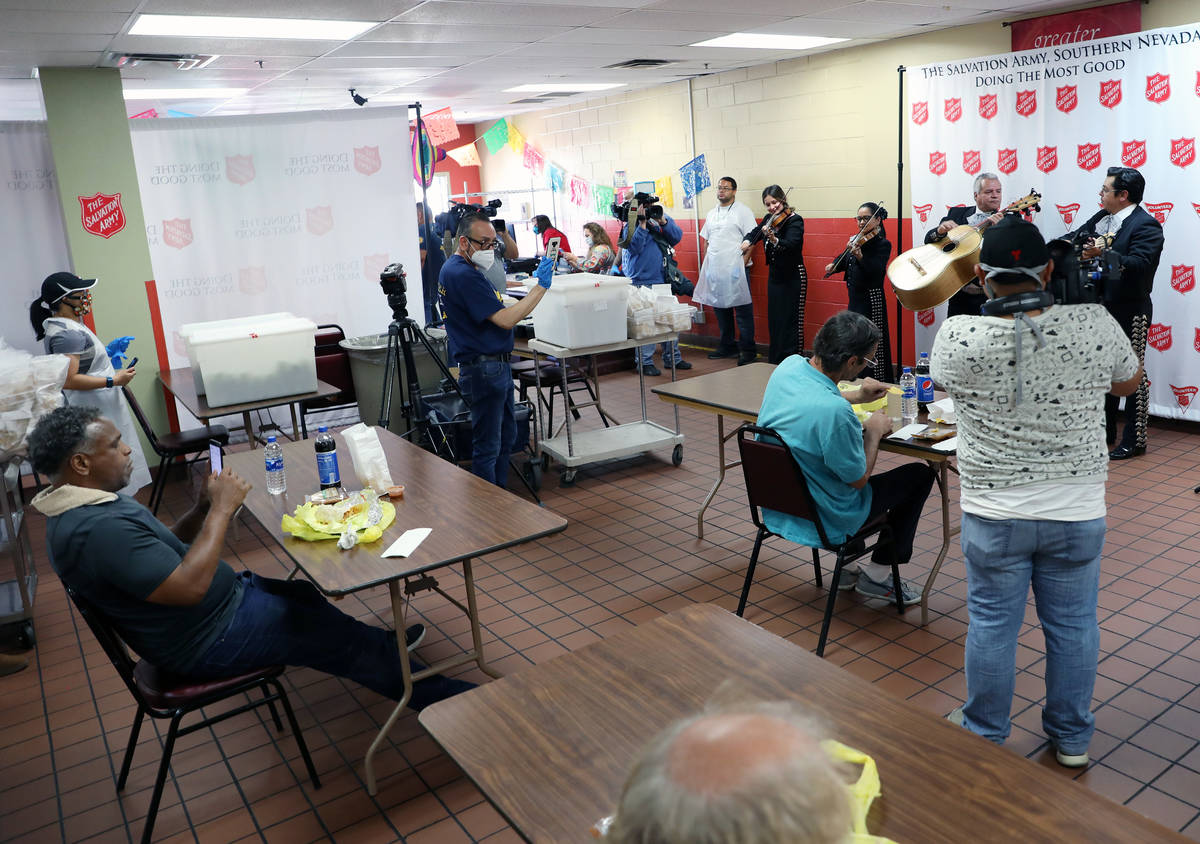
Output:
[0,32,114,50]
[363,22,569,43]
[602,9,789,32]
[110,35,337,55]
[0,0,136,10]
[4,10,130,34]
[807,2,984,26]
[764,17,901,38]
[395,1,628,27]
[330,40,524,57]
[543,27,724,46]
[140,0,418,19]
[15,50,104,65]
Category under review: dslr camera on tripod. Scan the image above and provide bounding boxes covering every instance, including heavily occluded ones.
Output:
[379,262,409,320]
[435,198,504,240]
[1047,231,1122,305]
[611,191,663,223]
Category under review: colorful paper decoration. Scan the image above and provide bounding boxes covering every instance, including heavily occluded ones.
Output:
[593,185,615,216]
[569,176,590,207]
[446,142,481,167]
[131,108,158,119]
[508,124,526,155]
[548,163,565,192]
[423,107,460,146]
[411,120,436,188]
[679,154,711,198]
[523,143,545,174]
[654,175,675,208]
[481,119,509,155]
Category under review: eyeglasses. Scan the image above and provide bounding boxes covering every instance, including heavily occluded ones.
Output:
[861,356,877,369]
[466,236,497,250]
[855,216,873,223]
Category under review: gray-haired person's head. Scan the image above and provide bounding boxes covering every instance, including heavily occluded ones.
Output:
[606,701,851,844]
[812,311,880,372]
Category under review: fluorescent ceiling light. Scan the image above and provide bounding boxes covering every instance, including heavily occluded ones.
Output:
[691,33,848,50]
[504,83,625,93]
[124,88,247,99]
[129,14,374,40]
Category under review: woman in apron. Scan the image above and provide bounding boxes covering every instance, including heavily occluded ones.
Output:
[28,272,151,495]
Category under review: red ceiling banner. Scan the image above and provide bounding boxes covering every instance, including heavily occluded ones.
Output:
[1010,0,1141,52]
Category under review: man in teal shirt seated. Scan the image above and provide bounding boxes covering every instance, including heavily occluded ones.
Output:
[757,311,935,603]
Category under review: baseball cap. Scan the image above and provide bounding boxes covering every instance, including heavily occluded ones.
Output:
[40,272,97,306]
[978,216,1049,282]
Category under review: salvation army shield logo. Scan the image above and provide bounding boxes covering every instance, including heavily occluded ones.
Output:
[1036,146,1058,174]
[363,253,390,282]
[225,154,255,185]
[997,148,1018,175]
[1015,90,1037,117]
[1055,85,1077,113]
[1196,71,1200,96]
[913,203,933,224]
[1121,140,1146,168]
[162,218,193,249]
[917,309,936,327]
[238,266,268,295]
[1144,202,1173,224]
[978,94,997,120]
[944,98,962,123]
[962,150,981,175]
[911,101,928,125]
[1077,143,1102,171]
[1194,202,1200,220]
[1146,323,1172,352]
[78,192,125,239]
[1171,264,1195,293]
[354,145,381,176]
[929,151,947,176]
[306,206,333,236]
[1056,203,1080,227]
[1099,80,1122,109]
[1195,328,1200,354]
[1146,73,1171,103]
[1170,384,1198,409]
[1170,137,1195,168]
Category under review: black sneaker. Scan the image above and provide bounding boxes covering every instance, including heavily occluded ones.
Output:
[737,352,758,366]
[404,623,426,652]
[707,348,738,359]
[672,360,693,370]
[640,364,662,376]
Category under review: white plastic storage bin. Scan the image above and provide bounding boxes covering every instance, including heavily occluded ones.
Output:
[535,274,632,348]
[180,312,295,395]
[627,310,658,339]
[186,316,317,407]
[655,304,696,332]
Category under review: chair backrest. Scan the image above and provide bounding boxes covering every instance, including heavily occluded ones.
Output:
[736,423,833,548]
[121,386,162,454]
[312,324,355,398]
[63,584,145,703]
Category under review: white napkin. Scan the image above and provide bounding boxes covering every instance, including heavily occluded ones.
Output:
[888,423,927,440]
[382,528,431,558]
[932,437,958,452]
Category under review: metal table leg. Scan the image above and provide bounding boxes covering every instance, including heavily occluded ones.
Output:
[919,460,959,626]
[695,415,742,541]
[364,580,414,795]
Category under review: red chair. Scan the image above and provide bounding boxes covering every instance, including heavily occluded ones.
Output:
[64,585,320,844]
[736,424,904,657]
[300,324,359,438]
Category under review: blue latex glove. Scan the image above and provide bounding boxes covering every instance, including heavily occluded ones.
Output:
[105,336,135,369]
[535,256,554,289]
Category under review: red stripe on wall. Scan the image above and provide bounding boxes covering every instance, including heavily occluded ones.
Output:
[143,279,180,433]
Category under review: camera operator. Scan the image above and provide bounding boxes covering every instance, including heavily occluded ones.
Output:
[1068,166,1163,460]
[620,195,690,376]
[438,214,554,487]
[930,217,1142,768]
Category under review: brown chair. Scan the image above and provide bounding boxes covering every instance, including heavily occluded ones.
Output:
[122,386,229,515]
[64,584,320,844]
[300,323,359,438]
[516,357,608,436]
[736,424,904,657]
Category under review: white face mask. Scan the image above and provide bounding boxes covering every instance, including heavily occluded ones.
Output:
[584,234,593,247]
[470,248,496,271]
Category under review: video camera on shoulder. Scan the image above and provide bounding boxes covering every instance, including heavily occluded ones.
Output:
[611,191,663,223]
[434,198,504,239]
[1047,231,1121,305]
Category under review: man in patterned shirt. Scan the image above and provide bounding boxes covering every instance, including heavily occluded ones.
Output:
[930,217,1142,768]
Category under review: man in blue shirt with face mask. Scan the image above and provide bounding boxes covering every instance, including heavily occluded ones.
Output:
[439,214,553,487]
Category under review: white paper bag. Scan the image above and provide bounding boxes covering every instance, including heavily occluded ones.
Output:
[341,423,394,492]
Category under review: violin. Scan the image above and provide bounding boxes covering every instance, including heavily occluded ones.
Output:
[824,202,886,278]
[761,205,792,243]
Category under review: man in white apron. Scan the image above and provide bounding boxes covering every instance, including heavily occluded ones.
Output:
[33,272,151,496]
[693,177,759,365]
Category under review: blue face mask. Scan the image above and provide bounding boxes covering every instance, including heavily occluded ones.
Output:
[532,226,540,234]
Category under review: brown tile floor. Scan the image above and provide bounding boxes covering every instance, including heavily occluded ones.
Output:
[2,348,1199,842]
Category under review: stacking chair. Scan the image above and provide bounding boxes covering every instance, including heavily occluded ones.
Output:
[64,585,320,844]
[122,386,229,514]
[516,357,608,437]
[736,424,905,657]
[299,323,359,438]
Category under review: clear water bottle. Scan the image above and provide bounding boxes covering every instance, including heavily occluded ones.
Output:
[315,426,341,491]
[916,352,934,412]
[264,436,286,495]
[900,367,918,426]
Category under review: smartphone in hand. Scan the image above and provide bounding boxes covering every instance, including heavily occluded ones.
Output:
[209,439,223,474]
[546,236,561,266]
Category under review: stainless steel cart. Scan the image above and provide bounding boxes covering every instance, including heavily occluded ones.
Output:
[0,460,36,649]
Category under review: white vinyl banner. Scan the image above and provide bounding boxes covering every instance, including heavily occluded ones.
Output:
[907,22,1200,420]
[130,106,421,374]
[0,122,71,354]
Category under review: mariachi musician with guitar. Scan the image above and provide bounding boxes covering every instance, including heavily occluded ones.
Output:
[741,185,806,363]
[923,173,1006,316]
[825,201,892,381]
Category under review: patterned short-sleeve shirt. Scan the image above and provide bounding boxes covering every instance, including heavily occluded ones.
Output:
[930,305,1138,490]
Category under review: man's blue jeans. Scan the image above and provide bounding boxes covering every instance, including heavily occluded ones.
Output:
[961,514,1105,755]
[187,573,470,709]
[713,303,756,353]
[458,359,515,487]
[636,339,681,367]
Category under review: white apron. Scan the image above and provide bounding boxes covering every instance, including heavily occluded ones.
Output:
[693,212,752,308]
[42,318,152,495]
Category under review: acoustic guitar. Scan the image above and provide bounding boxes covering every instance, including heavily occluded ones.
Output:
[887,191,1042,311]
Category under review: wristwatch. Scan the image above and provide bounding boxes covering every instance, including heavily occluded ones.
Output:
[106,376,114,388]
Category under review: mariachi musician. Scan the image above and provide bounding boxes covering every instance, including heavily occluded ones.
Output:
[825,202,892,381]
[925,173,1005,316]
[741,185,806,363]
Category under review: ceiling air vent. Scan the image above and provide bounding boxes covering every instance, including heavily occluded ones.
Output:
[605,59,673,69]
[104,52,218,71]
[511,97,551,104]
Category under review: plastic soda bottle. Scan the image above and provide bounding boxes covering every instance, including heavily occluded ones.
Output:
[315,426,341,491]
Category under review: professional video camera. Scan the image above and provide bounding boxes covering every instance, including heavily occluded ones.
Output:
[379,262,408,320]
[611,191,664,223]
[434,198,504,240]
[1047,231,1122,305]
